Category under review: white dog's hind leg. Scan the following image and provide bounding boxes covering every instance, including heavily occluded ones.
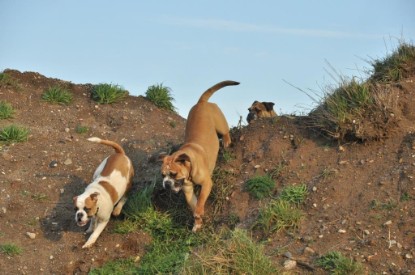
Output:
[112,196,127,216]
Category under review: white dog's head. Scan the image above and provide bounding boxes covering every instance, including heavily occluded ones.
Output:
[73,192,100,226]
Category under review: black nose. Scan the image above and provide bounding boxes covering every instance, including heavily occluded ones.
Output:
[77,212,83,220]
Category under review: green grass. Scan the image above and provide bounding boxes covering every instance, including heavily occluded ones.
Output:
[371,42,415,83]
[183,228,278,274]
[0,101,14,119]
[75,124,88,134]
[41,86,73,105]
[145,83,176,112]
[279,184,308,205]
[255,199,303,234]
[90,258,138,275]
[0,125,29,143]
[91,83,128,104]
[245,174,275,199]
[0,243,23,256]
[220,150,234,163]
[211,169,235,216]
[316,251,363,275]
[0,72,20,89]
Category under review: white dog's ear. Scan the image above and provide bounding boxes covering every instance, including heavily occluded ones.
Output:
[90,192,100,202]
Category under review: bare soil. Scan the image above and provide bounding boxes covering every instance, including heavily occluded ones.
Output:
[0,69,414,274]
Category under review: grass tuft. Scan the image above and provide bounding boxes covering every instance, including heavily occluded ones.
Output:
[145,83,176,112]
[91,83,128,104]
[279,184,308,205]
[0,125,29,143]
[41,86,73,105]
[0,101,14,119]
[245,174,275,199]
[0,72,20,89]
[316,251,363,274]
[0,243,23,256]
[75,124,89,134]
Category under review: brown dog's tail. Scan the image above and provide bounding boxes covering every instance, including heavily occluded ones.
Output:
[198,80,240,103]
[87,137,125,154]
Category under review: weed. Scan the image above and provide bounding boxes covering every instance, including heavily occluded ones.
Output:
[316,251,363,274]
[0,243,22,256]
[0,125,29,143]
[89,258,138,275]
[145,83,176,112]
[371,42,415,83]
[220,150,234,163]
[169,120,177,128]
[91,83,128,104]
[183,228,278,274]
[75,124,88,134]
[370,199,398,211]
[0,72,20,89]
[42,86,73,105]
[0,101,14,119]
[279,184,308,205]
[320,167,337,180]
[268,161,286,180]
[245,174,275,199]
[400,192,411,202]
[255,199,303,234]
[112,219,138,234]
[31,193,48,201]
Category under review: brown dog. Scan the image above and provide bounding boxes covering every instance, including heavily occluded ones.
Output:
[246,101,277,123]
[160,80,239,232]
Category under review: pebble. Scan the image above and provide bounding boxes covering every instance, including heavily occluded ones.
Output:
[312,186,317,192]
[364,230,370,235]
[49,255,54,260]
[283,259,297,270]
[254,164,261,169]
[2,207,6,214]
[304,247,316,255]
[405,253,413,259]
[283,252,292,259]
[26,232,36,239]
[49,160,58,168]
[65,128,70,133]
[63,158,72,165]
[384,220,392,226]
[338,229,346,234]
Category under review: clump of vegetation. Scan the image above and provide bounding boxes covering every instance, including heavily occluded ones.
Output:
[0,72,20,89]
[75,124,88,134]
[371,42,415,83]
[90,258,138,275]
[0,243,23,256]
[0,101,14,119]
[245,174,275,199]
[183,228,278,274]
[316,251,363,274]
[91,83,128,104]
[0,125,29,143]
[279,184,308,205]
[211,169,235,216]
[41,86,73,105]
[145,83,176,112]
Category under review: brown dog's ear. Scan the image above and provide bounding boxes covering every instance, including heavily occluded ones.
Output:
[90,192,99,202]
[175,153,191,164]
[263,102,275,111]
[158,152,169,162]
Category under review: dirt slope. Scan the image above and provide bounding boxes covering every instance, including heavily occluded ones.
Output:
[0,69,414,274]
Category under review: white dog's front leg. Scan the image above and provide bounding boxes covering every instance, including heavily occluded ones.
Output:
[82,219,109,249]
[85,217,96,234]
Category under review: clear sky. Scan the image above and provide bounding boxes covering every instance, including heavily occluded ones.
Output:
[1,1,414,126]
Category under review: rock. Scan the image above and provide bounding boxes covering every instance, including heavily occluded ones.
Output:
[63,158,72,165]
[283,251,292,259]
[405,253,413,259]
[364,230,370,235]
[304,247,316,255]
[283,259,297,270]
[338,229,346,234]
[384,220,392,226]
[26,232,36,239]
[49,160,58,168]
[65,128,70,133]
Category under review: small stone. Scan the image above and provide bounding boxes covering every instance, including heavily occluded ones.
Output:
[49,255,54,260]
[338,145,345,152]
[283,252,292,259]
[304,247,316,255]
[338,229,346,234]
[2,207,6,214]
[312,186,317,192]
[60,188,65,194]
[26,232,36,239]
[405,253,413,259]
[254,164,261,169]
[65,128,70,133]
[283,259,297,270]
[384,220,392,226]
[313,203,317,208]
[338,160,348,165]
[364,230,370,235]
[63,158,72,165]
[49,160,58,168]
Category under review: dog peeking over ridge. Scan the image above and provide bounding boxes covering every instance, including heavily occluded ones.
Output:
[247,101,277,123]
[73,137,134,248]
[160,80,239,232]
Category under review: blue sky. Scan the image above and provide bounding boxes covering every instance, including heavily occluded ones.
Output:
[1,1,414,126]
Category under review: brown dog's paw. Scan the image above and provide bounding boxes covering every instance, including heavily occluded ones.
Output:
[192,215,203,232]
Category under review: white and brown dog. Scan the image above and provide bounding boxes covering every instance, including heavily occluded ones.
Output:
[160,80,239,232]
[73,137,134,248]
[246,101,277,123]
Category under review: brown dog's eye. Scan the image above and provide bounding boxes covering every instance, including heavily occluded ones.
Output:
[170,172,177,178]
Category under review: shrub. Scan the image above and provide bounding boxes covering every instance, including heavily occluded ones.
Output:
[91,83,128,104]
[0,72,20,89]
[255,199,303,234]
[41,86,73,105]
[316,251,363,274]
[245,174,275,199]
[0,101,14,119]
[0,125,29,143]
[0,243,22,256]
[145,83,176,112]
[279,184,308,205]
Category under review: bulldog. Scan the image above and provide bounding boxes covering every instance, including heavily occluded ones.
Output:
[246,101,277,123]
[73,137,134,248]
[161,80,239,232]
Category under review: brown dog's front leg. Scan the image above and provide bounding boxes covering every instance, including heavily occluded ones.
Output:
[192,178,213,232]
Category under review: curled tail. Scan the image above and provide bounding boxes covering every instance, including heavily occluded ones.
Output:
[198,80,240,103]
[87,137,125,154]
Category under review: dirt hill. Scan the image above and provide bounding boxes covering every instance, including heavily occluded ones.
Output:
[0,69,414,274]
